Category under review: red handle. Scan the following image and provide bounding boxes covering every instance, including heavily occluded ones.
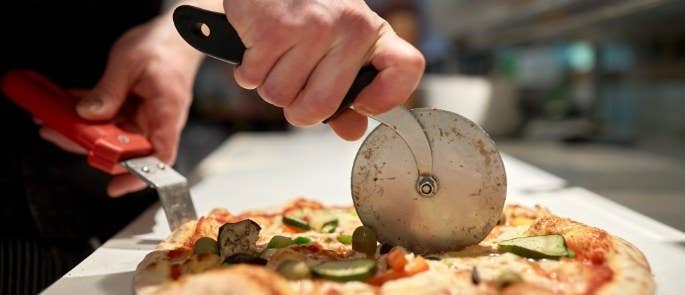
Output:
[1,70,152,174]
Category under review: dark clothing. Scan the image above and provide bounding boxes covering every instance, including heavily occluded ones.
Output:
[1,1,162,293]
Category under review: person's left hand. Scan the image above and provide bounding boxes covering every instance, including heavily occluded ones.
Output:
[39,13,204,197]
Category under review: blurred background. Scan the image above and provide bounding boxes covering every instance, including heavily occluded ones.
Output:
[178,0,685,231]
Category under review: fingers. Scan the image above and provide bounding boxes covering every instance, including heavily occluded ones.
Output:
[353,30,425,116]
[234,42,293,90]
[283,54,358,126]
[38,127,87,154]
[76,54,134,121]
[67,89,91,99]
[224,0,292,89]
[136,67,191,165]
[283,23,376,126]
[257,40,328,107]
[327,109,368,141]
[107,174,147,198]
[223,0,424,140]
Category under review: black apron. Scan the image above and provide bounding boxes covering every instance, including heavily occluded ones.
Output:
[1,1,163,293]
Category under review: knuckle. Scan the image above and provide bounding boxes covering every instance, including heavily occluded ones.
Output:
[286,92,340,126]
[405,49,426,73]
[235,65,262,88]
[257,81,295,107]
[342,8,378,39]
[305,8,334,33]
[307,93,340,120]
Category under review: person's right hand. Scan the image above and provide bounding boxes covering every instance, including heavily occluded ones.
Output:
[223,0,425,140]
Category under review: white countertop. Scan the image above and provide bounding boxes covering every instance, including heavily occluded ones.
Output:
[43,127,685,294]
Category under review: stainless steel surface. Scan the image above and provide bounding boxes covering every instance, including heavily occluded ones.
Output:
[370,107,434,177]
[122,156,197,230]
[352,108,507,253]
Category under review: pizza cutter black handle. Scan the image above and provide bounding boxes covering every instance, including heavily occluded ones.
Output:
[172,5,378,123]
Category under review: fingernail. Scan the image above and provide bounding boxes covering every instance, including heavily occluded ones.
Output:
[77,96,103,113]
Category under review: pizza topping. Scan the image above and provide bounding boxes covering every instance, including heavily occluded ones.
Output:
[587,264,613,295]
[352,226,378,257]
[217,219,261,259]
[320,219,338,233]
[498,213,507,225]
[170,264,182,280]
[293,236,312,245]
[282,216,311,231]
[276,259,311,280]
[192,237,219,255]
[167,248,191,260]
[337,235,353,245]
[366,251,429,286]
[267,235,295,249]
[311,258,377,282]
[512,217,534,226]
[498,235,573,260]
[386,247,408,272]
[265,235,313,249]
[494,270,523,290]
[223,253,268,266]
[566,247,576,258]
[379,243,394,255]
[471,266,481,285]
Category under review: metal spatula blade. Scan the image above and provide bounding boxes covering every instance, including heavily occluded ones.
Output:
[122,157,197,230]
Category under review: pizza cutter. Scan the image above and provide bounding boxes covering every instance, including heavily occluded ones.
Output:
[173,5,507,253]
[1,70,197,231]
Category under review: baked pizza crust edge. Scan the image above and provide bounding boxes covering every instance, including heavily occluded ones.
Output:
[134,220,198,295]
[139,265,295,295]
[598,236,654,295]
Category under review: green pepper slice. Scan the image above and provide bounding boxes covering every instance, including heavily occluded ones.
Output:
[267,235,295,249]
[282,216,311,231]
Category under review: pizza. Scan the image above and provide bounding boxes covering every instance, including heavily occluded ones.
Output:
[133,198,654,294]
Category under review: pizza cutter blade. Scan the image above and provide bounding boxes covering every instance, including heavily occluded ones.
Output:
[171,5,506,252]
[352,108,507,253]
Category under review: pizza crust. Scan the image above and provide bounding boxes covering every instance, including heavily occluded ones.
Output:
[157,220,197,250]
[135,219,198,295]
[597,237,654,295]
[144,265,295,295]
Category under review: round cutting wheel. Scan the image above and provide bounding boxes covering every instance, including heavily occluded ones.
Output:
[351,108,506,253]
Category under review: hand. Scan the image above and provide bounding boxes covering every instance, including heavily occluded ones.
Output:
[40,13,204,197]
[223,0,425,140]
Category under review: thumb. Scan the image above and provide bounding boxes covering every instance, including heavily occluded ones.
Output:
[76,62,131,120]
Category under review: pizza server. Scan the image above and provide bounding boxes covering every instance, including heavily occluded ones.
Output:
[173,5,506,253]
[1,70,197,231]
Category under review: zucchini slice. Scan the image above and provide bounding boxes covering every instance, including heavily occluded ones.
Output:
[498,234,571,260]
[311,259,377,282]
